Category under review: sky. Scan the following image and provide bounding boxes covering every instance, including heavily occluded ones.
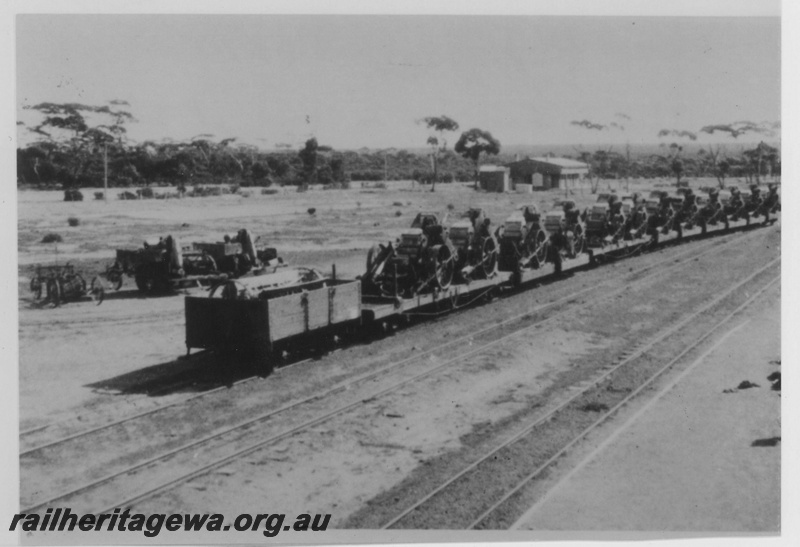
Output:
[14,5,781,151]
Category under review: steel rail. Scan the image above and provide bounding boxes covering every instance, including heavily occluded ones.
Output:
[20,225,739,452]
[380,259,779,529]
[468,272,779,529]
[21,227,771,514]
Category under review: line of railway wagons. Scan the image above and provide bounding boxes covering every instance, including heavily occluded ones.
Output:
[185,188,779,374]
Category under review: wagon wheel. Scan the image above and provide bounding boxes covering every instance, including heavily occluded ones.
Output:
[432,245,455,290]
[30,277,43,300]
[47,278,62,308]
[480,237,498,278]
[90,277,105,305]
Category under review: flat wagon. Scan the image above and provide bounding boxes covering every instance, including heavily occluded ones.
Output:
[183,204,776,373]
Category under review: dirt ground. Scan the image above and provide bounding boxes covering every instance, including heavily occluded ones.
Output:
[16,177,782,534]
[17,177,668,426]
[513,289,780,533]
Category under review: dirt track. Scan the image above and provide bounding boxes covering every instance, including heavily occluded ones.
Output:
[18,180,780,531]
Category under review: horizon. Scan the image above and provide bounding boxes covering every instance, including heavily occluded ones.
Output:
[16,14,780,151]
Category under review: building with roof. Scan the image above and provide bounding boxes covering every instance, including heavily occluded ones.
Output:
[507,157,589,190]
[478,165,511,193]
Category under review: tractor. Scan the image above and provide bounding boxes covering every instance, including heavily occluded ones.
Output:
[497,205,549,272]
[449,208,499,282]
[685,190,729,232]
[673,190,699,228]
[622,194,649,240]
[105,228,279,292]
[646,195,683,242]
[542,200,586,264]
[729,186,764,224]
[362,212,456,298]
[130,235,218,292]
[584,196,627,247]
[753,184,781,221]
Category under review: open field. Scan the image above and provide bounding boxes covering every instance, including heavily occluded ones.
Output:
[16,177,780,532]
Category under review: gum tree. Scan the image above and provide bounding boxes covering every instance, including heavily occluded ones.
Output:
[454,128,501,189]
[421,115,459,192]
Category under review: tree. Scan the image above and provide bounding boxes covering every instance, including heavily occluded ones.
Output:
[573,147,615,193]
[741,141,779,184]
[22,101,135,188]
[421,115,459,192]
[298,138,319,187]
[454,128,501,188]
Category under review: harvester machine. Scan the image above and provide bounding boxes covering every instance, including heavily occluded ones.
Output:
[362,213,456,298]
[584,202,624,247]
[449,208,499,282]
[623,198,649,240]
[752,185,781,221]
[685,191,729,232]
[497,206,549,272]
[542,201,586,263]
[646,196,682,242]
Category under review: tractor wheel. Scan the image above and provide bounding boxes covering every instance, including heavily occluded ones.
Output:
[432,245,455,290]
[480,238,498,278]
[90,277,105,305]
[47,279,62,308]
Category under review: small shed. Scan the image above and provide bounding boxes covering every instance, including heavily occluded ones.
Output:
[507,157,589,190]
[478,165,511,193]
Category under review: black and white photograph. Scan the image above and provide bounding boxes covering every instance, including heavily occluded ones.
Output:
[3,0,793,544]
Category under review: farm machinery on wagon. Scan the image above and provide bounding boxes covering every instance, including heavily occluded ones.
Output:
[362,212,457,298]
[496,205,551,272]
[685,189,730,232]
[540,201,587,271]
[728,184,781,224]
[184,190,781,369]
[104,228,280,293]
[448,208,499,282]
[29,263,105,307]
[584,200,626,248]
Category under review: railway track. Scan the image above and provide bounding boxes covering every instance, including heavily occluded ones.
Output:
[375,262,779,529]
[20,226,774,514]
[18,226,758,450]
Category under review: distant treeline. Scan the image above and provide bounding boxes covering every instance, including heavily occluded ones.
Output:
[17,140,780,189]
[16,101,780,189]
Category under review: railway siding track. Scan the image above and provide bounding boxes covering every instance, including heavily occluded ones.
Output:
[19,226,759,451]
[369,262,779,529]
[20,225,777,515]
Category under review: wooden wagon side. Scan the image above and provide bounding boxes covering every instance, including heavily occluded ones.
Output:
[184,279,362,369]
